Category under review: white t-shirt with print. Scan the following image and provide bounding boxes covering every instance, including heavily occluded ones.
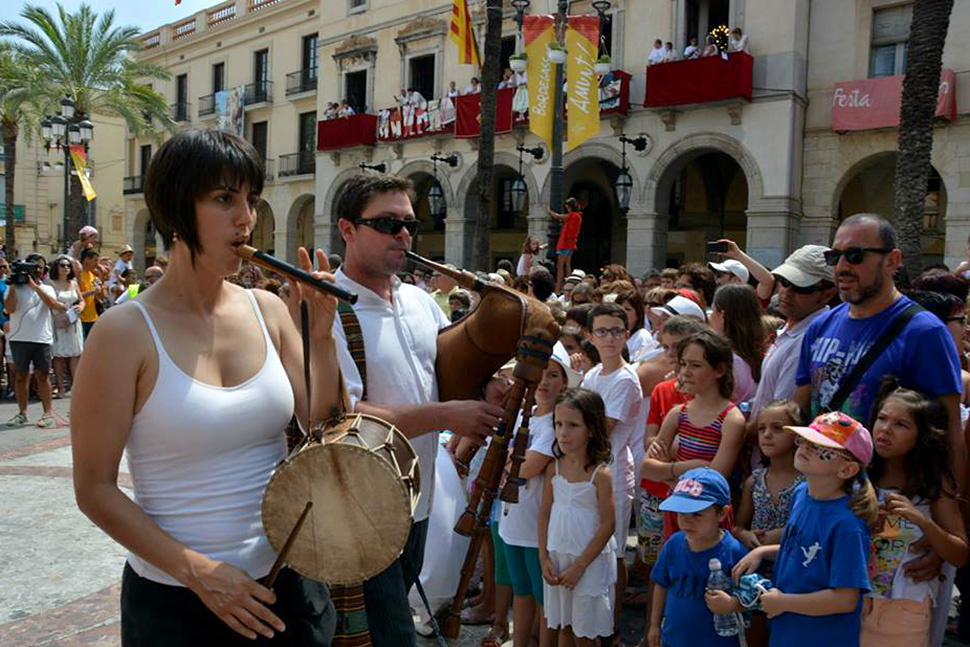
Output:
[581,363,643,495]
[499,411,555,548]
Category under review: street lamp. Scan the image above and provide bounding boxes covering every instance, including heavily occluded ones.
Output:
[513,145,542,215]
[591,1,611,56]
[616,134,648,213]
[511,0,530,34]
[358,162,387,173]
[429,153,459,220]
[41,95,93,252]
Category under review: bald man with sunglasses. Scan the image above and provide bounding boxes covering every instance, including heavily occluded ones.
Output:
[793,213,965,489]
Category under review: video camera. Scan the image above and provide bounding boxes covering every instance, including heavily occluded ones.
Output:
[7,260,41,286]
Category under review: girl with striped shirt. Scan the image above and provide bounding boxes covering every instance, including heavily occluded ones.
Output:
[642,330,746,538]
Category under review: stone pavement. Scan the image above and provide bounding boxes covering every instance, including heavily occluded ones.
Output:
[0,394,966,647]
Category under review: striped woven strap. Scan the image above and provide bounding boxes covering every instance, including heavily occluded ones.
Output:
[330,583,372,647]
[337,302,367,401]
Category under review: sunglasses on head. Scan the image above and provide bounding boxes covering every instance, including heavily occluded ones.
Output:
[823,247,893,266]
[353,217,418,236]
[775,275,826,294]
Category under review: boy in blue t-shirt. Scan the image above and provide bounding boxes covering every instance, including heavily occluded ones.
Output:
[648,468,748,647]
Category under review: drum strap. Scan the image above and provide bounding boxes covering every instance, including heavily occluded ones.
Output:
[338,302,367,401]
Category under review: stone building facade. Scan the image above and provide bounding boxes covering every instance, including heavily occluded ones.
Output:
[126,0,970,274]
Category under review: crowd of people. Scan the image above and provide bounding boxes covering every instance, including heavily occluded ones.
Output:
[43,129,970,647]
[649,28,751,65]
[0,228,166,428]
[394,213,970,647]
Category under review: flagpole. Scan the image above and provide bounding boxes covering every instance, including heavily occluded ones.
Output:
[546,0,567,263]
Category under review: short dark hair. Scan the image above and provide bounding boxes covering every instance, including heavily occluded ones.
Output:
[80,249,99,263]
[587,302,628,331]
[530,266,555,301]
[840,213,897,249]
[144,129,264,260]
[335,174,416,224]
[496,259,514,274]
[25,253,45,265]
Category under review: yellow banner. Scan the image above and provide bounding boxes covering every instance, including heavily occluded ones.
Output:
[69,145,97,201]
[524,15,556,150]
[566,16,600,152]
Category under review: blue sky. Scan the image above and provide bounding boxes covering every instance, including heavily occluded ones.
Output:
[7,1,211,35]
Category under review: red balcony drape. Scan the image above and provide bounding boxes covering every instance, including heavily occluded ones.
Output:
[317,113,378,151]
[644,52,753,108]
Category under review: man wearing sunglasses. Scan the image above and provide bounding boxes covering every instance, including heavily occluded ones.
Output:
[793,213,964,486]
[748,245,836,421]
[332,174,505,647]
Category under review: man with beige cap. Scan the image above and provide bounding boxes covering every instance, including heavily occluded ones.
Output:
[748,245,836,420]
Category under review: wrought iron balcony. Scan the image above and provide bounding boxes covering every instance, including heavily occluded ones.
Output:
[244,81,273,106]
[124,176,143,195]
[279,151,314,177]
[285,69,318,96]
[198,94,216,117]
[171,101,191,122]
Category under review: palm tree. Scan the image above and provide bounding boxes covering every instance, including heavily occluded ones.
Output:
[471,0,504,271]
[893,0,954,282]
[0,44,48,256]
[0,3,173,245]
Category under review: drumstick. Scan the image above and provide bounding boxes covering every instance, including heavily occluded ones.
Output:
[235,244,358,304]
[265,501,313,589]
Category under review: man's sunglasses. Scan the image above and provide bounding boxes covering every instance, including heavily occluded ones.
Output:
[775,275,827,294]
[353,217,418,236]
[822,247,893,266]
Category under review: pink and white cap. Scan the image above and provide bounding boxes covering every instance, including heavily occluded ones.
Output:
[784,411,873,465]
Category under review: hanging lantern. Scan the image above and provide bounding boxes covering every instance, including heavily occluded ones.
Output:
[511,175,528,214]
[616,168,633,211]
[428,180,445,218]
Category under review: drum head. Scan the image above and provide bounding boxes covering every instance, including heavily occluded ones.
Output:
[262,443,413,585]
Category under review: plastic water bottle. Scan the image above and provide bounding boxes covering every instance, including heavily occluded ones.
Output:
[707,558,740,637]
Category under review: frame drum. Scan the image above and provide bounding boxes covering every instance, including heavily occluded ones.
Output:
[262,414,420,585]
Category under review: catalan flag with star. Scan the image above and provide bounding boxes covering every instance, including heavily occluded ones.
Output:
[450,0,481,68]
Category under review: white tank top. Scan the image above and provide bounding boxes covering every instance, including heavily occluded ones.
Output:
[126,290,294,586]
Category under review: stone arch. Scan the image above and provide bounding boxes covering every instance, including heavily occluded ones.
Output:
[538,141,642,209]
[644,131,765,214]
[833,151,949,265]
[131,208,156,272]
[323,167,371,255]
[455,151,540,213]
[398,159,456,206]
[286,194,315,262]
[251,200,276,255]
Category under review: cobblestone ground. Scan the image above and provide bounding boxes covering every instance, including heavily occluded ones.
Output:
[0,395,966,647]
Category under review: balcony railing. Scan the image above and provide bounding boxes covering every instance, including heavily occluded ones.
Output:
[262,157,276,183]
[207,2,237,27]
[171,101,191,122]
[279,151,314,177]
[249,0,286,12]
[141,32,160,50]
[198,94,216,117]
[244,81,273,106]
[286,69,318,96]
[124,176,143,195]
[172,17,196,40]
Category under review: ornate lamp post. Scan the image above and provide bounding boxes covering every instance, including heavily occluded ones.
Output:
[616,134,648,214]
[429,153,459,220]
[41,95,94,251]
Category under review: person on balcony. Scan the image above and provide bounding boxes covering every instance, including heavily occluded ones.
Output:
[498,68,515,89]
[463,77,481,94]
[663,41,679,63]
[323,102,337,120]
[684,36,700,59]
[728,27,750,54]
[337,100,356,117]
[701,34,719,57]
[648,39,666,66]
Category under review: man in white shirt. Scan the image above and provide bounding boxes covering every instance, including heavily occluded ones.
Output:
[332,174,504,647]
[463,77,481,94]
[648,39,666,65]
[728,28,750,54]
[684,36,700,59]
[748,245,836,420]
[4,254,68,428]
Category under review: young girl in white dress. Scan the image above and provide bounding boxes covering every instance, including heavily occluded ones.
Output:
[538,387,617,646]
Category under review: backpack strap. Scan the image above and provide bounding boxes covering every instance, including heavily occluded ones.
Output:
[825,302,923,414]
[337,301,367,402]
